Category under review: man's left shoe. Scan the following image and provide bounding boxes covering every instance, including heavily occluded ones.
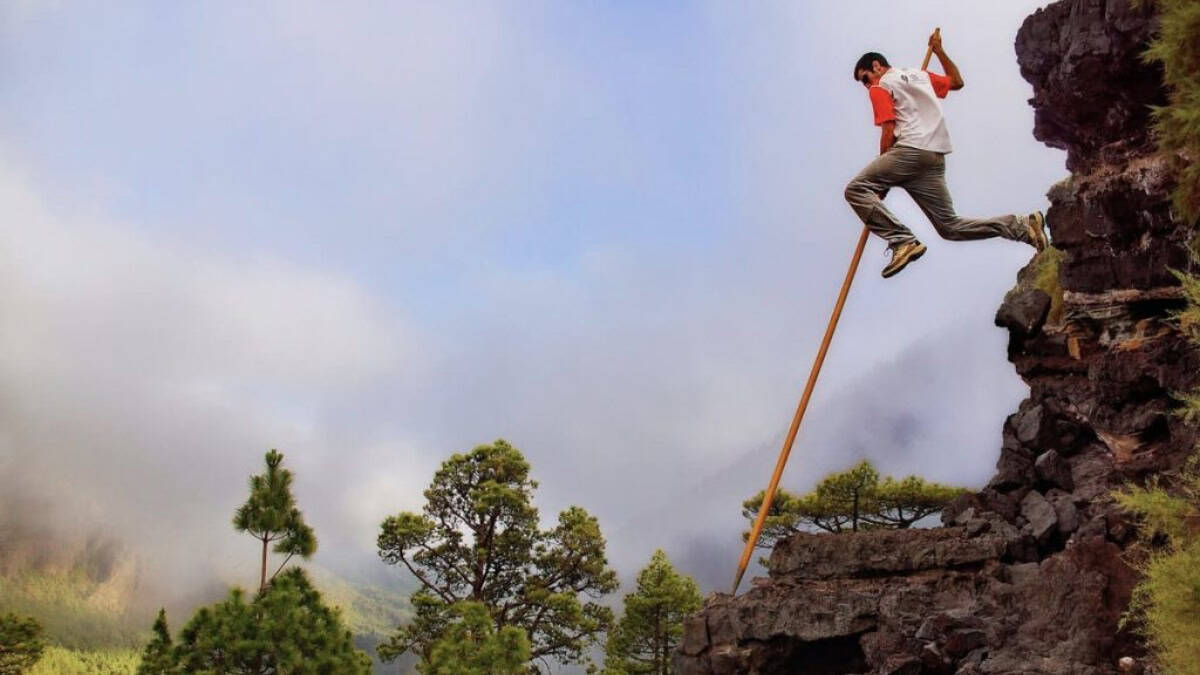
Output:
[1025,211,1049,252]
[882,240,927,278]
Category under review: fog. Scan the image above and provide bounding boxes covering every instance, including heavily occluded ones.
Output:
[1,0,1058,616]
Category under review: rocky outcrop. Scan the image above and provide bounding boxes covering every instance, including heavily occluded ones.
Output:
[678,1,1199,673]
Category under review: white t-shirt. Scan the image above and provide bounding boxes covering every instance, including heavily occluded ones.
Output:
[875,67,954,154]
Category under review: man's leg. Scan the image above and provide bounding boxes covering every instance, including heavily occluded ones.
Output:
[902,151,1032,243]
[843,147,926,246]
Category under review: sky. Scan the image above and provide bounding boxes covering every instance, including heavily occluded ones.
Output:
[0,1,1065,602]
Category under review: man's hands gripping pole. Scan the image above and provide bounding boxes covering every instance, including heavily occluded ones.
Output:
[927,28,963,90]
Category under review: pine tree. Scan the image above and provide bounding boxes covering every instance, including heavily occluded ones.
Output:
[423,602,530,675]
[602,550,702,675]
[167,568,372,674]
[377,439,618,671]
[135,609,174,675]
[0,613,44,675]
[139,450,368,674]
[742,460,969,547]
[233,449,317,590]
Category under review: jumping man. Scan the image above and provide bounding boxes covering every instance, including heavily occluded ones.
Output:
[845,30,1048,278]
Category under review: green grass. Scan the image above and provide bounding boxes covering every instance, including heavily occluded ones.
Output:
[26,646,140,674]
[1032,246,1066,326]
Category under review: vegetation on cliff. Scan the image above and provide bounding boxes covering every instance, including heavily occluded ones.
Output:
[1032,246,1066,326]
[1115,454,1200,674]
[741,460,969,547]
[1140,0,1200,222]
[1116,261,1200,675]
[1113,4,1200,672]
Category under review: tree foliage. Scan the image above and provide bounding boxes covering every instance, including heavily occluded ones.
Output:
[0,613,45,675]
[1114,259,1200,675]
[135,610,173,675]
[1139,0,1200,222]
[742,460,969,547]
[233,449,316,590]
[602,550,702,675]
[377,439,618,672]
[136,568,371,675]
[1115,457,1200,675]
[424,602,530,675]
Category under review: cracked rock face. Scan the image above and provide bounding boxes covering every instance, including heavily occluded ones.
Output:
[677,1,1198,673]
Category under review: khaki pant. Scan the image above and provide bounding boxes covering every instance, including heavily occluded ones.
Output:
[844,145,1029,246]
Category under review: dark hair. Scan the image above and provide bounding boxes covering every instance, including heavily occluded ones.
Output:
[853,52,889,80]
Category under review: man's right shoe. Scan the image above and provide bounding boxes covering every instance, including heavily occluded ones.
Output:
[882,240,927,278]
[1025,211,1049,252]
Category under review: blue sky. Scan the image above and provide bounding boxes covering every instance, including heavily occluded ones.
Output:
[1,1,1064,596]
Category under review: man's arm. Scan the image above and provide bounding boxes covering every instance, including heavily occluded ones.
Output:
[929,31,964,90]
[879,121,896,155]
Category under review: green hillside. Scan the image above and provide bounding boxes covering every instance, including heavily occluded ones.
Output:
[0,566,148,651]
[1,560,415,673]
[26,646,141,675]
[304,564,416,668]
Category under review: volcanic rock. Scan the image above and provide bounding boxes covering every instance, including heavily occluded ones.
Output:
[677,1,1199,672]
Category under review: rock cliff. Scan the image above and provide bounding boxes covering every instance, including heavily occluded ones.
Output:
[677,1,1198,673]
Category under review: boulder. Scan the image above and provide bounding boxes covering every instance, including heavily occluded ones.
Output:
[1034,450,1074,490]
[996,288,1051,336]
[1020,491,1059,545]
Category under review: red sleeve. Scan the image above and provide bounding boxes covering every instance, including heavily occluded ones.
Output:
[868,86,895,126]
[926,71,951,98]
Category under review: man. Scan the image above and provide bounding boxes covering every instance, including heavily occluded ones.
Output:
[845,30,1048,278]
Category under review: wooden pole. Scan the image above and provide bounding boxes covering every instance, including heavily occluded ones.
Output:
[730,28,940,595]
[729,227,868,593]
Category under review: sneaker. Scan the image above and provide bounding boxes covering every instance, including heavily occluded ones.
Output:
[881,240,927,278]
[1025,211,1048,252]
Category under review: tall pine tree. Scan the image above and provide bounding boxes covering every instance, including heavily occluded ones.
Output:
[602,550,702,675]
[233,449,316,589]
[138,568,371,674]
[135,609,173,675]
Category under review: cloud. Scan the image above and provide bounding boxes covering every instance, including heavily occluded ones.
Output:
[0,156,419,580]
[0,1,1062,606]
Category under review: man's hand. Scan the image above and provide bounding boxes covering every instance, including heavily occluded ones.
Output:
[928,29,943,54]
[879,120,896,155]
[929,30,964,90]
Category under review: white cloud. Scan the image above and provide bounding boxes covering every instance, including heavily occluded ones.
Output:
[0,156,419,575]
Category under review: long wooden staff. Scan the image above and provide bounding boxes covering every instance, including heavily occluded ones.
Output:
[730,29,940,595]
